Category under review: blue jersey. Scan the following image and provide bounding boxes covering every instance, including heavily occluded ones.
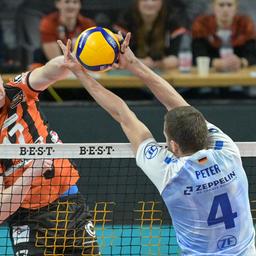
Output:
[136,122,255,255]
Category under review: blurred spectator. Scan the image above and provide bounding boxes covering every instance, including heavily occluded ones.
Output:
[18,0,55,15]
[113,0,188,70]
[80,0,131,28]
[0,26,4,68]
[183,0,256,28]
[15,1,47,71]
[192,0,256,72]
[31,0,95,69]
[183,0,209,27]
[239,0,256,24]
[0,0,24,73]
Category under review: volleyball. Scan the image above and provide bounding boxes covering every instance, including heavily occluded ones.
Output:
[74,27,120,72]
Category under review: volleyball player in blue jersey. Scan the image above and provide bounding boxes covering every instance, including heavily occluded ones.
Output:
[58,35,255,255]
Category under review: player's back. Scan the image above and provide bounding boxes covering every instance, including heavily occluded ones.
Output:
[136,122,255,255]
[162,147,255,255]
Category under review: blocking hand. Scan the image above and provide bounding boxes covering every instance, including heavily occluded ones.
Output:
[57,39,84,73]
[114,32,137,70]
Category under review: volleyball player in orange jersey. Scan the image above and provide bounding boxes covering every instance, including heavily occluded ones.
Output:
[0,57,99,255]
[0,158,53,223]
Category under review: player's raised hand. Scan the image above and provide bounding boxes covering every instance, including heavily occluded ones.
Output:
[57,39,84,73]
[115,32,137,69]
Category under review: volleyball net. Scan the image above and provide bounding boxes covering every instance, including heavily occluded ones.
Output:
[0,143,255,256]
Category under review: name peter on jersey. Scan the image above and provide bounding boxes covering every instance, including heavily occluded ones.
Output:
[184,164,237,195]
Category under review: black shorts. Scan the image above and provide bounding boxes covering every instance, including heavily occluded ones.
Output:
[8,194,100,256]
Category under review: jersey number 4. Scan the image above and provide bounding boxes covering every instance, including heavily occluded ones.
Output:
[207,193,237,229]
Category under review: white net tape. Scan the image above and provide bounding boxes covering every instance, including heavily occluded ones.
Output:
[0,142,256,159]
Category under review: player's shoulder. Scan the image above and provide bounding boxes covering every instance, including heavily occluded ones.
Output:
[137,139,165,159]
[6,72,39,100]
[137,139,181,169]
[207,123,240,156]
[136,139,184,194]
[4,73,28,105]
[7,73,29,87]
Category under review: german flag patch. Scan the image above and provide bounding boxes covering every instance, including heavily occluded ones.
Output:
[198,157,208,164]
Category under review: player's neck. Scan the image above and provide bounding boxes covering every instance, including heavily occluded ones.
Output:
[177,150,198,158]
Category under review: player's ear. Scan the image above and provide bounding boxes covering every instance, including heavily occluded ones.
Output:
[170,140,180,156]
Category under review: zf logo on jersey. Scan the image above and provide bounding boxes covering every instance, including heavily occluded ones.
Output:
[217,235,237,250]
[144,143,159,159]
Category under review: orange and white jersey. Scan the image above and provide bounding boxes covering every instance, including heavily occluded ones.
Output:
[0,72,79,209]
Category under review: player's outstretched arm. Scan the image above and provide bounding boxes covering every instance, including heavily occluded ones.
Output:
[58,39,153,153]
[0,159,52,223]
[28,55,71,91]
[118,33,189,111]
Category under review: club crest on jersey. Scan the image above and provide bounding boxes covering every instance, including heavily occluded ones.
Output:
[144,143,159,159]
[10,90,24,109]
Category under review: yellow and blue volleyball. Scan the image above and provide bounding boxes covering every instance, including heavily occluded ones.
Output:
[74,27,120,72]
